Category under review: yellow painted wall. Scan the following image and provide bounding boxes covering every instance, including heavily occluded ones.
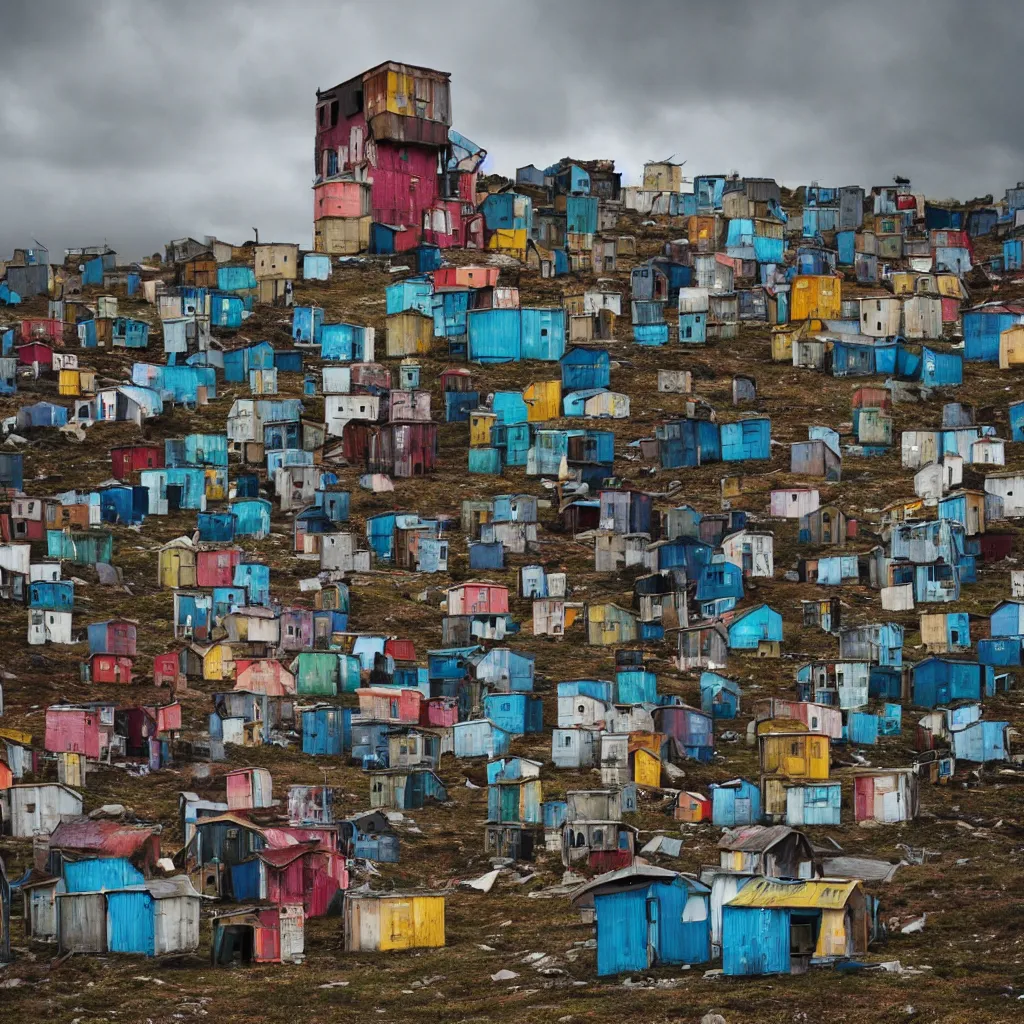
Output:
[487,229,527,255]
[379,896,445,950]
[633,748,661,788]
[791,276,841,321]
[815,908,849,956]
[469,413,496,447]
[524,381,561,422]
[58,369,81,396]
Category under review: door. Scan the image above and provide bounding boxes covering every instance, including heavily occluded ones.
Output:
[646,897,659,966]
[106,890,155,955]
[384,900,414,950]
[278,906,304,962]
[734,797,751,823]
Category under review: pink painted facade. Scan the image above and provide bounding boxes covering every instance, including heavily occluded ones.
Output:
[149,702,182,734]
[235,659,296,696]
[447,582,510,616]
[941,296,961,323]
[313,63,482,250]
[225,766,273,810]
[16,342,54,367]
[356,686,422,724]
[420,697,459,728]
[313,179,372,220]
[45,708,102,758]
[433,266,500,290]
[95,618,137,656]
[280,608,315,652]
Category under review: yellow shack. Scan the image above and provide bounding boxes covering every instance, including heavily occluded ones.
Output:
[342,891,445,952]
[790,275,841,321]
[523,380,561,422]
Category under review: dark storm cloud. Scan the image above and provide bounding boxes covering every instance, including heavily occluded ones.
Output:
[1,0,1022,261]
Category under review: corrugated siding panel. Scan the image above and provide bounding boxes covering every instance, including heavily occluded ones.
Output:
[153,895,200,955]
[595,889,647,975]
[722,906,789,975]
[64,858,146,893]
[106,890,155,955]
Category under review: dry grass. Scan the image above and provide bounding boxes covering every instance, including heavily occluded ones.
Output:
[2,230,1024,1023]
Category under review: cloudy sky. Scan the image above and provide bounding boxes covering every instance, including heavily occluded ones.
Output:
[2,0,1020,261]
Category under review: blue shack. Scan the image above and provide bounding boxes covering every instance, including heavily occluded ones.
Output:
[386,277,433,316]
[726,604,783,650]
[197,512,237,543]
[868,663,901,704]
[700,671,741,718]
[521,308,565,361]
[696,561,744,617]
[433,288,470,338]
[233,562,270,606]
[952,720,1010,763]
[0,452,24,491]
[990,599,1024,637]
[615,668,657,705]
[560,347,610,390]
[720,418,771,461]
[481,693,543,736]
[211,294,244,329]
[921,347,962,387]
[112,317,149,349]
[722,878,869,976]
[292,306,324,344]
[977,637,1022,666]
[963,305,1024,362]
[228,498,271,539]
[844,711,879,745]
[29,580,74,611]
[911,657,994,707]
[573,867,711,977]
[711,778,761,826]
[657,418,721,469]
[301,705,352,756]
[467,308,521,363]
[452,719,512,758]
[320,322,372,362]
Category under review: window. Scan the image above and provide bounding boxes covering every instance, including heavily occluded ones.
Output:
[329,100,339,126]
[563,735,572,747]
[25,803,36,813]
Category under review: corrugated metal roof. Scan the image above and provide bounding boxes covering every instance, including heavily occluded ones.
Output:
[724,877,860,910]
[49,818,160,859]
[718,825,795,853]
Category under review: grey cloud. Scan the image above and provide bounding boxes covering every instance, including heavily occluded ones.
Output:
[1,0,1022,261]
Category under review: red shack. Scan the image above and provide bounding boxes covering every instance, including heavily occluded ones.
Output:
[45,705,106,758]
[153,651,183,688]
[89,653,133,685]
[197,547,242,588]
[257,841,349,917]
[21,318,64,342]
[88,617,138,656]
[16,341,54,368]
[111,444,164,480]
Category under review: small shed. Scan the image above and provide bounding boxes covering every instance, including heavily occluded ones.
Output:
[211,904,305,965]
[570,865,711,976]
[722,877,869,976]
[342,891,445,951]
